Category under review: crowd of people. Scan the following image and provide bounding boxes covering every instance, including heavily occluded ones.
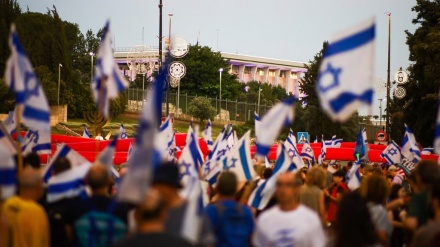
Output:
[1,153,440,247]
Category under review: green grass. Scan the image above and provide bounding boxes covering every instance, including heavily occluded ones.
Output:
[57,112,225,139]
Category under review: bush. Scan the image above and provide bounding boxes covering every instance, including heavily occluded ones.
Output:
[188,97,216,125]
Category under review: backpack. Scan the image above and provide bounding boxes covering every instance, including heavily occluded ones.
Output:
[212,202,253,247]
[74,200,127,247]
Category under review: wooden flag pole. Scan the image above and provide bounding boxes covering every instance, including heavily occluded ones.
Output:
[14,107,23,174]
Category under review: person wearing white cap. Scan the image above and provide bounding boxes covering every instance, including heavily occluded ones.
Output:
[388,165,404,185]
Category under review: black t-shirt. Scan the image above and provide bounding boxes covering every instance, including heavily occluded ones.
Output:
[112,232,193,247]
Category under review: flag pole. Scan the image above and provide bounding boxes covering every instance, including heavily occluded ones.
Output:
[15,107,23,174]
[0,122,17,153]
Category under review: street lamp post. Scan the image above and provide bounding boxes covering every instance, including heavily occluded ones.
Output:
[378,98,383,126]
[219,67,223,108]
[385,12,391,142]
[257,87,262,115]
[58,63,62,105]
[166,12,172,116]
[90,52,95,82]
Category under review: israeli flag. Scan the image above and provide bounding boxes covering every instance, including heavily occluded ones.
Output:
[380,141,402,165]
[0,149,16,200]
[301,141,315,163]
[354,127,367,160]
[254,112,260,137]
[119,123,127,139]
[347,160,363,191]
[46,163,91,203]
[324,135,335,146]
[178,130,204,198]
[181,173,204,244]
[91,21,129,119]
[126,142,133,163]
[220,131,256,182]
[401,124,421,164]
[42,143,90,183]
[434,92,440,155]
[284,133,305,169]
[3,111,16,135]
[21,128,51,155]
[0,127,17,154]
[117,55,169,203]
[317,18,375,122]
[318,135,327,164]
[202,120,213,151]
[256,97,295,157]
[82,126,91,138]
[248,145,297,210]
[4,24,50,132]
[95,136,120,180]
[156,116,176,161]
[313,136,318,143]
[186,119,194,145]
[201,126,227,179]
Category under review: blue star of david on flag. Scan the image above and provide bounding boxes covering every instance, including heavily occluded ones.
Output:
[317,63,342,93]
[223,157,238,170]
[388,148,398,156]
[179,162,192,180]
[305,147,312,153]
[381,141,402,165]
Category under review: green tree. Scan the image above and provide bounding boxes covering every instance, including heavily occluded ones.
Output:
[0,0,21,74]
[188,97,217,124]
[298,42,360,141]
[172,45,241,100]
[400,0,440,146]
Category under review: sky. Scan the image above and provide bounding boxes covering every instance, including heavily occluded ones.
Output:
[18,0,418,116]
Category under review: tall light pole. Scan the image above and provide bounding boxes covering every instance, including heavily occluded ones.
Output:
[378,98,384,126]
[257,87,262,114]
[219,68,223,116]
[58,63,62,105]
[385,12,391,142]
[166,12,172,116]
[90,52,95,82]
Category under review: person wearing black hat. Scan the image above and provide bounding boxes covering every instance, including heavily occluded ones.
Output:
[152,162,215,247]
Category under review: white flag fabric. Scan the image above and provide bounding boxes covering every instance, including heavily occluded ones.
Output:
[156,116,176,162]
[0,149,16,200]
[317,18,375,122]
[117,56,168,203]
[42,143,90,183]
[318,135,327,165]
[4,24,51,132]
[248,145,297,209]
[220,131,256,182]
[21,128,51,155]
[435,92,440,155]
[254,112,260,137]
[46,163,91,203]
[82,126,91,138]
[301,141,315,162]
[91,21,129,119]
[284,133,305,169]
[401,124,421,164]
[202,120,213,151]
[201,126,227,181]
[95,136,119,178]
[0,127,17,154]
[119,123,127,139]
[180,174,204,244]
[3,111,16,135]
[347,160,362,191]
[256,97,295,157]
[380,141,402,165]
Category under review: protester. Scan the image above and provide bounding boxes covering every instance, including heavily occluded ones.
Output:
[95,132,104,141]
[360,174,392,246]
[403,160,440,232]
[327,192,381,247]
[325,170,348,226]
[300,166,327,226]
[24,152,41,170]
[388,165,404,185]
[410,181,440,247]
[0,167,49,247]
[152,162,216,247]
[388,184,407,247]
[206,171,254,247]
[322,161,333,189]
[253,172,326,247]
[45,157,82,247]
[112,188,193,247]
[72,165,130,247]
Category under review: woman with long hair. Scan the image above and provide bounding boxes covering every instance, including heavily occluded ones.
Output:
[329,192,381,247]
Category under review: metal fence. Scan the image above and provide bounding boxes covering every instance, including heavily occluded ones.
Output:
[126,88,273,122]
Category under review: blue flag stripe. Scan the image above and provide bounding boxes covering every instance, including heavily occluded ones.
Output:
[239,142,252,181]
[47,178,84,193]
[330,89,373,113]
[23,106,50,122]
[0,169,16,185]
[324,24,375,58]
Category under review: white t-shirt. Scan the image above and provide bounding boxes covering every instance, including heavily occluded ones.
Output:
[253,204,327,247]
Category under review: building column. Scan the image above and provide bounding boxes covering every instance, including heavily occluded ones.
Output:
[274,69,280,86]
[264,67,269,83]
[250,66,257,81]
[238,64,245,82]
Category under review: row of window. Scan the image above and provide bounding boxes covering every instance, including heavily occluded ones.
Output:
[230,65,299,78]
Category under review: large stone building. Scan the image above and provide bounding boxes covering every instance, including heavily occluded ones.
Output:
[113,46,308,95]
